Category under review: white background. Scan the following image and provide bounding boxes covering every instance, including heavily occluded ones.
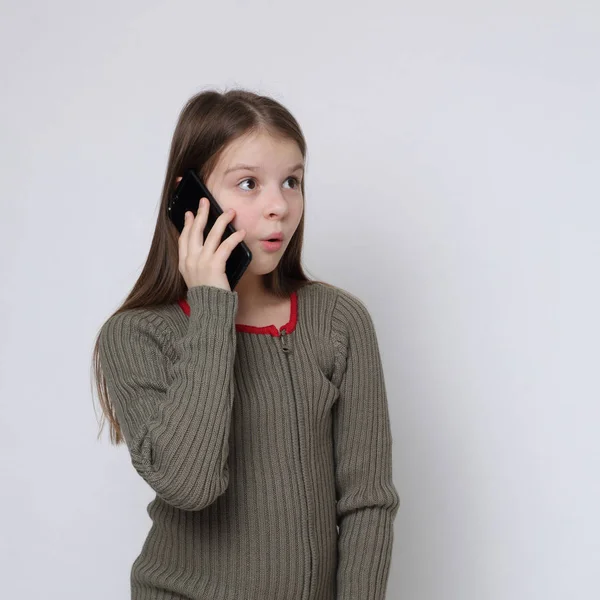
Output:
[1,1,598,598]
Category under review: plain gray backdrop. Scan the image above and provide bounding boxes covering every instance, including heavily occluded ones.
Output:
[1,1,598,598]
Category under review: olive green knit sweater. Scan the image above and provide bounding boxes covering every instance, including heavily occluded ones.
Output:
[98,281,400,600]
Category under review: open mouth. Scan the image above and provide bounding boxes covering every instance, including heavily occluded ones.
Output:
[261,239,283,249]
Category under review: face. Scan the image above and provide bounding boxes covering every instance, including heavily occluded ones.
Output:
[175,129,304,277]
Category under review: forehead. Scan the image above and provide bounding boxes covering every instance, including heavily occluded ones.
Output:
[216,130,302,171]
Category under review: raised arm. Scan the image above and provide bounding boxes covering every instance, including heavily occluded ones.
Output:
[98,284,238,511]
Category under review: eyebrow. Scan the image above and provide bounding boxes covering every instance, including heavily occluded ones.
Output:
[223,162,305,176]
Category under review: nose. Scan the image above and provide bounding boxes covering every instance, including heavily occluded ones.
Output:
[263,186,289,218]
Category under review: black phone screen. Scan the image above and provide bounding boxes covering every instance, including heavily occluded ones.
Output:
[167,168,252,290]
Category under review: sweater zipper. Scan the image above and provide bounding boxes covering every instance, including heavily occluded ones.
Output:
[279,328,314,600]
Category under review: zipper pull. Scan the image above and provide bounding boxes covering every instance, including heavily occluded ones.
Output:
[280,328,292,353]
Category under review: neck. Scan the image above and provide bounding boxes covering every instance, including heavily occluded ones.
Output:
[234,272,272,309]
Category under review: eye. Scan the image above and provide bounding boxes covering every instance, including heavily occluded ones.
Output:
[238,178,257,191]
[284,176,301,190]
[238,176,302,192]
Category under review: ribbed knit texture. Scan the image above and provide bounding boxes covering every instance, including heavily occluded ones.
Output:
[98,281,400,600]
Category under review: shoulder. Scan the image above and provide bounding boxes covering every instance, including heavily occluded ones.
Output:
[98,306,174,361]
[329,283,374,329]
[309,284,382,385]
[305,280,376,342]
[302,280,370,314]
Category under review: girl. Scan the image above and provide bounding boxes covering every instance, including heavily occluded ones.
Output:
[93,88,400,600]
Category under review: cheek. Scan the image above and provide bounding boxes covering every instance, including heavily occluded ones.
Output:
[293,201,304,224]
[213,190,245,224]
[231,208,258,233]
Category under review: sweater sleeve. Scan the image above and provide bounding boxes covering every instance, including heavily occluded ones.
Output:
[331,288,401,600]
[98,284,238,512]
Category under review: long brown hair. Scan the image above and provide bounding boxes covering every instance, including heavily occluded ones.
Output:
[91,87,326,445]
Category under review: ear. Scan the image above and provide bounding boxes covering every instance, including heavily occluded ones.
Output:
[175,176,182,186]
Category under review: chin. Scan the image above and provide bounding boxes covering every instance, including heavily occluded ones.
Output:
[246,256,282,275]
[250,264,280,276]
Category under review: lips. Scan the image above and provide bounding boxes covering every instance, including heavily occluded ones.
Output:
[260,239,283,252]
[261,232,283,241]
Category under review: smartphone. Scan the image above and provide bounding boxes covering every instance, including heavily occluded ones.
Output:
[167,168,252,291]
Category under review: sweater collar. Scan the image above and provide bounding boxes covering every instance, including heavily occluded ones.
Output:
[177,289,298,337]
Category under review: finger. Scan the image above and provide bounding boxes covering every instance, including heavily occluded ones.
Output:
[203,208,236,254]
[215,228,246,261]
[189,198,209,251]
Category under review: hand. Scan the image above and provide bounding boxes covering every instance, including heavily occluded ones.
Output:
[177,197,246,292]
